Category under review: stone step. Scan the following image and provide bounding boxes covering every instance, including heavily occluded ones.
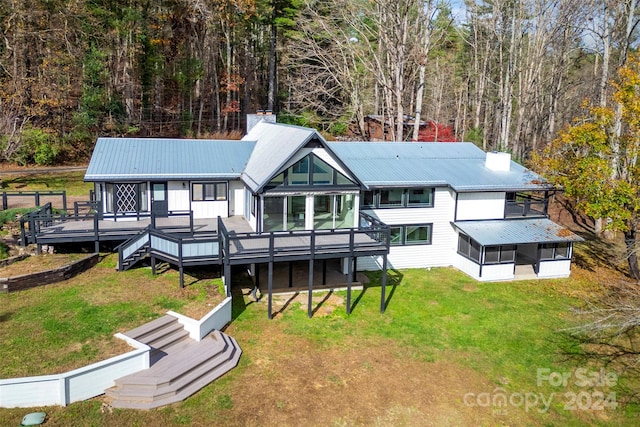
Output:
[123,314,179,343]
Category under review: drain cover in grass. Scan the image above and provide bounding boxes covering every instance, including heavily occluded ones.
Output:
[21,412,46,426]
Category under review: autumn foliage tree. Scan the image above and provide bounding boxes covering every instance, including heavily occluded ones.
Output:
[533,54,640,279]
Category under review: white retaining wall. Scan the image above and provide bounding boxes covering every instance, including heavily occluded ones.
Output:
[0,295,233,408]
[168,296,233,341]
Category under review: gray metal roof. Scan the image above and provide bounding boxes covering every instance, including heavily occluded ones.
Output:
[241,121,322,192]
[452,219,584,246]
[85,137,255,181]
[328,142,550,191]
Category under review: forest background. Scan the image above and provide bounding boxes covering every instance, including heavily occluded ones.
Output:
[0,0,637,166]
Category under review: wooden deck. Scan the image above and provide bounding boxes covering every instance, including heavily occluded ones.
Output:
[32,216,217,245]
[106,315,241,409]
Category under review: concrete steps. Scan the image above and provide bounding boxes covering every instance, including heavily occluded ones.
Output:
[106,315,241,409]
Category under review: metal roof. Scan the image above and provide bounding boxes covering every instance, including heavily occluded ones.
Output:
[328,142,550,191]
[452,218,584,246]
[85,138,255,181]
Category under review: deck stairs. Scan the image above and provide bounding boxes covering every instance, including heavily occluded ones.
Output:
[118,242,150,271]
[106,315,242,409]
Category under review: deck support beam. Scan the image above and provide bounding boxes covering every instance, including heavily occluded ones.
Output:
[380,254,388,313]
[151,256,156,275]
[308,233,315,318]
[288,261,293,288]
[308,258,314,318]
[322,259,327,285]
[353,258,358,282]
[346,256,353,315]
[268,261,273,320]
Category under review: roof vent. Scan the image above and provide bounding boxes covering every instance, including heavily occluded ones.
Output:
[485,151,511,171]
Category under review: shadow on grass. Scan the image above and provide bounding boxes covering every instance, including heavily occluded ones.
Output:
[311,289,334,317]
[273,291,299,318]
[0,312,12,323]
[572,231,629,277]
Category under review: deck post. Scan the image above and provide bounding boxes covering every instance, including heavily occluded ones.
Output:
[347,230,354,314]
[288,261,293,288]
[93,213,100,252]
[353,258,358,282]
[380,254,388,313]
[151,255,156,275]
[224,263,231,293]
[2,192,6,210]
[268,232,275,319]
[322,259,327,285]
[268,261,273,320]
[178,238,184,288]
[346,256,352,315]
[255,263,260,288]
[308,232,315,318]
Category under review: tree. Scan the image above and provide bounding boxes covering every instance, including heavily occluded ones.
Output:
[533,54,640,279]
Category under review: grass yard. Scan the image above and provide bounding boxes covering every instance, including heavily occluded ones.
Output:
[1,255,638,426]
[0,171,92,197]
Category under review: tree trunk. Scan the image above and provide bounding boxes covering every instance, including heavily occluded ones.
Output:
[625,228,640,279]
[267,9,277,112]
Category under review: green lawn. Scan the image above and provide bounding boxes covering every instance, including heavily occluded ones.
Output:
[1,171,92,196]
[1,259,637,426]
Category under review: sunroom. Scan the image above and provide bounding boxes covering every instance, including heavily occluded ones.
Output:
[452,218,583,281]
[258,152,360,232]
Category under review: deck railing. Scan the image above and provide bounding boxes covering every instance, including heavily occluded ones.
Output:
[20,209,196,247]
[1,190,67,211]
[219,213,390,264]
[505,195,548,217]
[19,202,54,245]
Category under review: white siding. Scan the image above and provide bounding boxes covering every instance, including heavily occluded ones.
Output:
[168,181,190,212]
[478,263,515,281]
[456,192,505,220]
[538,260,571,278]
[453,254,482,280]
[358,188,457,270]
[191,201,228,219]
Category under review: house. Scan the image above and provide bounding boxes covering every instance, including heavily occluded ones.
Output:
[361,114,456,142]
[24,121,581,316]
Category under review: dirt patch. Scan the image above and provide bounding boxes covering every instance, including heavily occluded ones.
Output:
[0,253,86,277]
[223,329,538,426]
[269,291,346,317]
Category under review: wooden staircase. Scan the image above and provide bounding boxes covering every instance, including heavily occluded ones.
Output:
[106,315,241,409]
[118,242,150,271]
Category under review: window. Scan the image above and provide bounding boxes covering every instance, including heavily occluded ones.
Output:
[540,242,571,260]
[483,245,516,264]
[405,225,431,245]
[457,233,481,263]
[408,188,434,206]
[288,157,309,185]
[192,182,227,201]
[361,191,376,208]
[379,189,404,207]
[389,226,403,246]
[312,156,333,185]
[388,224,433,246]
[360,188,435,208]
[266,153,355,188]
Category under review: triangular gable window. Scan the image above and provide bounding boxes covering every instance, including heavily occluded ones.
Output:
[266,153,355,189]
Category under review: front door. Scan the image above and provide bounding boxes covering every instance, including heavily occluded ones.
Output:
[151,182,168,217]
